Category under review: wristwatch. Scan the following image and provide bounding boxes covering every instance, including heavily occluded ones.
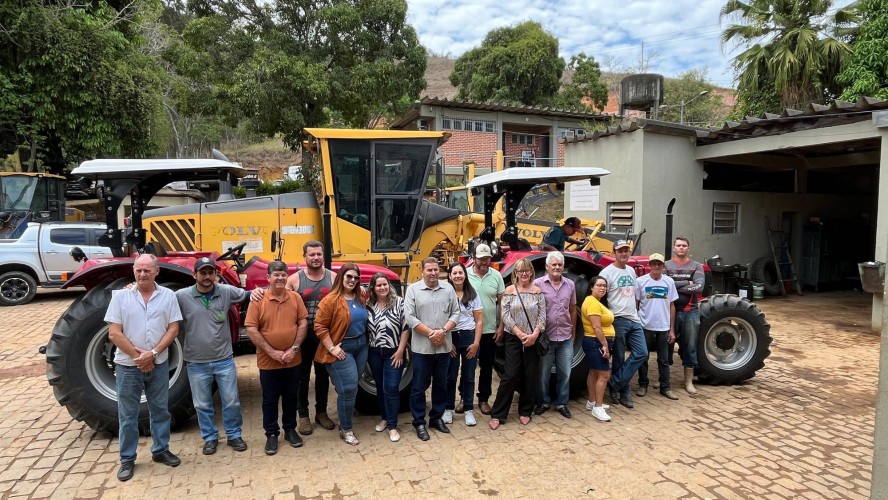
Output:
[150,348,159,358]
[292,345,300,353]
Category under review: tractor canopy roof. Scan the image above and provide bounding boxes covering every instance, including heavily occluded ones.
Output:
[465,167,610,189]
[71,159,246,180]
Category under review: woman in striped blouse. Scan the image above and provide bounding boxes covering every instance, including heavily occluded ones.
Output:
[489,258,547,429]
[366,272,410,442]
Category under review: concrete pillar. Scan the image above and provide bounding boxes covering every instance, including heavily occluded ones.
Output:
[873,112,888,499]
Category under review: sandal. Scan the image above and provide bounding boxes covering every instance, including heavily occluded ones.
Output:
[340,429,360,446]
[488,418,501,430]
[375,420,387,432]
[519,415,531,426]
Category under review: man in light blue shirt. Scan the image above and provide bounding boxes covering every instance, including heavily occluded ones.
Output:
[106,254,183,482]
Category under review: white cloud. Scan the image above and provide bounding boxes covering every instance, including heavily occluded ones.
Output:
[407,0,856,89]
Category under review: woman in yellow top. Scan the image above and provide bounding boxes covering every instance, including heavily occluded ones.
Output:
[581,276,615,422]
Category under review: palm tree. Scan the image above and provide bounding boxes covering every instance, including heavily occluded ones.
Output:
[721,0,857,111]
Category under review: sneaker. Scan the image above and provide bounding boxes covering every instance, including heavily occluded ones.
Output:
[591,405,612,422]
[465,410,477,427]
[585,400,610,411]
[442,409,454,424]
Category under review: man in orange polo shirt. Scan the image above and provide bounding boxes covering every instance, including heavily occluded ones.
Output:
[245,261,308,455]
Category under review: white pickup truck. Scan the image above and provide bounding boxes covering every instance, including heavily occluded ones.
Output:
[0,221,108,306]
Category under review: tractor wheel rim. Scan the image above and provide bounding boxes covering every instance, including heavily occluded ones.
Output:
[703,316,758,371]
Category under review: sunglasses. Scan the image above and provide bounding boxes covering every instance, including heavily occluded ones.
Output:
[344,274,360,281]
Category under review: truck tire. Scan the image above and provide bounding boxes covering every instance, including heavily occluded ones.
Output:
[696,294,771,385]
[0,270,37,306]
[749,257,781,296]
[45,278,194,435]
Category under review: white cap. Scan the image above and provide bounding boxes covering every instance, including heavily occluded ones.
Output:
[475,244,493,258]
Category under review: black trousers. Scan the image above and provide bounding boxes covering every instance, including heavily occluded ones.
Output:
[491,334,541,420]
[260,366,300,436]
[297,331,330,417]
[476,334,497,403]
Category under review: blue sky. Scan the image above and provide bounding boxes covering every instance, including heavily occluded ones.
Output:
[406,0,854,90]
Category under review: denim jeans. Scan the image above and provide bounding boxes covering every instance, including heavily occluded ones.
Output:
[637,330,672,391]
[259,366,299,436]
[610,317,648,393]
[410,352,450,427]
[446,330,479,411]
[673,309,700,367]
[187,356,242,441]
[116,361,171,462]
[367,346,403,430]
[491,334,541,420]
[326,335,368,431]
[476,333,496,403]
[297,332,330,417]
[539,338,573,406]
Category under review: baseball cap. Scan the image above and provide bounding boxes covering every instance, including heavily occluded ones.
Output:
[649,253,666,264]
[564,217,582,229]
[475,243,493,258]
[194,257,216,272]
[613,239,631,251]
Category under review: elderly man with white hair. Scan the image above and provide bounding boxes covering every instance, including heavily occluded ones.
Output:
[533,251,577,418]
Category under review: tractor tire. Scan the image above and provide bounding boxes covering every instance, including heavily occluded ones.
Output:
[355,351,414,415]
[696,294,772,385]
[749,257,782,296]
[0,270,37,306]
[45,278,194,436]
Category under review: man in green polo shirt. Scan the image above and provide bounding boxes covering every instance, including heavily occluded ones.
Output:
[176,257,249,456]
[466,244,505,415]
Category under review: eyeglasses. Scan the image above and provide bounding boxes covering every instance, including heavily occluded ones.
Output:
[517,269,533,275]
[344,274,360,281]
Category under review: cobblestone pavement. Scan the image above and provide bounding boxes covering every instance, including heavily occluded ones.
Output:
[0,288,877,499]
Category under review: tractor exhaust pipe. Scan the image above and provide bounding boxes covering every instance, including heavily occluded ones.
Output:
[323,195,333,271]
[665,198,676,259]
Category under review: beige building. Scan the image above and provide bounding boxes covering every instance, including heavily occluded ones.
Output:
[562,98,888,332]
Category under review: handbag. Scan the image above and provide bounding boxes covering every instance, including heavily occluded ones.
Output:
[516,289,549,355]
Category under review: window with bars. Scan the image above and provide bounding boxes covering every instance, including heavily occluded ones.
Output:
[712,202,739,234]
[442,116,495,133]
[511,133,534,145]
[606,201,634,234]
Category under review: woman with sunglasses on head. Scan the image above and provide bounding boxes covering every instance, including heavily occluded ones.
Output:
[444,262,483,427]
[366,272,410,442]
[489,258,546,429]
[582,276,615,422]
[314,263,368,445]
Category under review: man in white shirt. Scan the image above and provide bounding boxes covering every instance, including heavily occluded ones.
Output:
[634,253,680,400]
[105,254,183,482]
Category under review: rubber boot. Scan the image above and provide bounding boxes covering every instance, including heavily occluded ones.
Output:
[684,367,698,394]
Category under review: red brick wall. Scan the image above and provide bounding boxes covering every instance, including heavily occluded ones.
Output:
[556,142,565,167]
[439,131,498,168]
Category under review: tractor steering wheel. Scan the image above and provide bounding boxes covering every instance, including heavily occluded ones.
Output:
[217,242,248,262]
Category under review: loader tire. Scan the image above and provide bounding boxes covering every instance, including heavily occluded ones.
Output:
[45,278,193,436]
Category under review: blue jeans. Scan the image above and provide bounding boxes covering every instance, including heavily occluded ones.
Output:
[187,356,242,441]
[637,330,672,391]
[116,361,171,462]
[446,330,479,411]
[673,309,700,367]
[367,346,404,430]
[539,338,574,406]
[610,317,648,393]
[410,352,450,427]
[326,336,368,431]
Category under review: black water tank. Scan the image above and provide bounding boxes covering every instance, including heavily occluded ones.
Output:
[620,74,665,114]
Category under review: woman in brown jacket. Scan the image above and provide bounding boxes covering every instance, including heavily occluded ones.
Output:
[314,263,368,445]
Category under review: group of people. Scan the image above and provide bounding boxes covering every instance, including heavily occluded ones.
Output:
[105,236,705,482]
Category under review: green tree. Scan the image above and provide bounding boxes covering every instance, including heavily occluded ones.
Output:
[553,53,609,111]
[658,69,727,126]
[838,0,888,100]
[449,21,565,106]
[179,0,426,149]
[721,0,855,111]
[0,0,163,172]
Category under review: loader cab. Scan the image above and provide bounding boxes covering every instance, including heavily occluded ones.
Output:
[308,129,451,259]
[0,172,66,239]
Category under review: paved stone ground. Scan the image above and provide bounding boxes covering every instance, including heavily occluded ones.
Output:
[0,288,877,499]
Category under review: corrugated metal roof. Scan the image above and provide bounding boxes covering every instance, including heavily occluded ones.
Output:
[389,96,609,129]
[560,97,888,145]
